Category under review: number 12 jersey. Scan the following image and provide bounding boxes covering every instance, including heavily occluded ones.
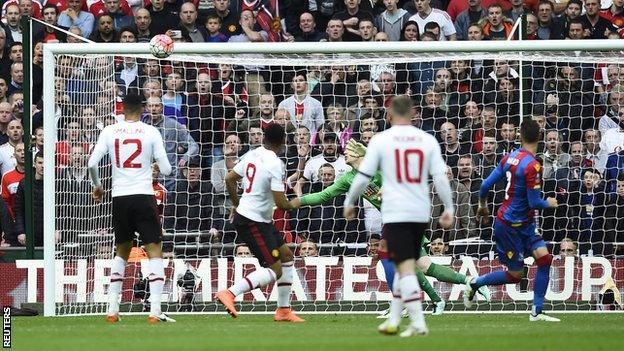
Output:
[233,146,286,223]
[89,120,171,197]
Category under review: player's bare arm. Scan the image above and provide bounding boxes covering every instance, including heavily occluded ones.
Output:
[225,170,242,222]
[273,191,296,210]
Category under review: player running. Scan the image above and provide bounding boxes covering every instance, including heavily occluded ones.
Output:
[215,123,304,323]
[88,93,175,324]
[289,139,490,316]
[343,96,454,337]
[463,118,560,322]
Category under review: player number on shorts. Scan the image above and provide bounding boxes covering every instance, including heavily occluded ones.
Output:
[114,139,142,169]
[245,163,257,193]
[394,148,424,183]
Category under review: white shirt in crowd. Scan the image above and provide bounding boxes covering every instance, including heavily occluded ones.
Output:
[346,125,453,223]
[303,154,351,183]
[234,146,285,223]
[408,9,456,41]
[0,143,16,176]
[88,120,171,197]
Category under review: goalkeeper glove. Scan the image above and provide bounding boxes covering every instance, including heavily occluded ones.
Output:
[346,139,367,158]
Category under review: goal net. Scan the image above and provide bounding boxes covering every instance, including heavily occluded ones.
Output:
[43,41,624,316]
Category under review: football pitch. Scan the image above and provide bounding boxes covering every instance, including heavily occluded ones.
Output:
[9,313,624,351]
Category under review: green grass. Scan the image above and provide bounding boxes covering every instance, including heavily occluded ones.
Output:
[9,313,624,351]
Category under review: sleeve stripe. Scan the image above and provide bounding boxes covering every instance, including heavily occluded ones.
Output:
[356,170,374,179]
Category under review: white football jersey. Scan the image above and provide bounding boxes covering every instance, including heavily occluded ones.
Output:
[234,146,285,223]
[88,120,171,197]
[357,125,447,223]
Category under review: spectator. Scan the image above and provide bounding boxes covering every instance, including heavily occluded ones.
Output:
[367,234,380,258]
[118,26,137,43]
[324,17,345,41]
[454,0,487,41]
[408,0,456,40]
[58,0,95,38]
[473,130,501,178]
[177,2,207,43]
[34,4,68,43]
[295,133,351,196]
[7,62,22,97]
[89,14,117,42]
[323,104,352,148]
[458,100,482,151]
[295,12,324,42]
[164,160,214,235]
[499,121,519,154]
[204,13,228,42]
[558,238,578,258]
[235,244,253,258]
[440,121,470,173]
[429,236,448,256]
[15,152,43,246]
[247,120,263,150]
[535,0,562,40]
[134,8,152,42]
[335,0,374,42]
[312,65,353,107]
[358,19,377,41]
[66,26,85,43]
[600,109,624,154]
[0,102,12,144]
[565,18,586,39]
[555,141,593,181]
[431,165,476,241]
[104,0,133,31]
[0,141,24,218]
[298,240,319,257]
[209,0,239,37]
[525,13,539,39]
[457,154,482,210]
[0,119,22,176]
[4,4,22,42]
[147,0,178,35]
[601,0,624,35]
[506,0,528,23]
[278,70,324,136]
[375,0,411,41]
[599,84,624,134]
[543,130,571,179]
[580,0,618,39]
[568,168,609,254]
[481,3,514,40]
[228,9,267,43]
[143,96,199,190]
[585,129,609,174]
[210,133,242,222]
[254,93,275,127]
[605,173,624,255]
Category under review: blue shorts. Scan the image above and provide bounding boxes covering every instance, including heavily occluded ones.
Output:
[493,219,546,271]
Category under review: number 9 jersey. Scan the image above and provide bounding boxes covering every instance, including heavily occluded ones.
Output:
[233,146,286,223]
[88,120,172,197]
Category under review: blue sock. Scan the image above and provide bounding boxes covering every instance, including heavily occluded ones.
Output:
[381,259,395,291]
[533,264,550,315]
[473,271,513,288]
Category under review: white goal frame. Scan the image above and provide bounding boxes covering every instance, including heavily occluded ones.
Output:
[42,40,624,317]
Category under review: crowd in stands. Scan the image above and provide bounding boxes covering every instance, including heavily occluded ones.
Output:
[0,0,623,259]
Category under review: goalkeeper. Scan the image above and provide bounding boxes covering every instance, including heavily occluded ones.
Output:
[289,139,491,315]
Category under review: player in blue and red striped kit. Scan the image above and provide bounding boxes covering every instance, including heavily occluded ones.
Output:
[463,119,560,322]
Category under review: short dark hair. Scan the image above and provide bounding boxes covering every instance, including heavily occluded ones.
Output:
[520,118,540,144]
[389,95,413,119]
[123,93,143,114]
[617,172,624,182]
[424,21,440,31]
[42,4,58,15]
[206,13,222,24]
[420,32,437,41]
[264,123,286,146]
[293,69,308,82]
[35,151,43,161]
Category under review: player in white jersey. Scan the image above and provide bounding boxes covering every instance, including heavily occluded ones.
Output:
[87,93,175,324]
[215,123,304,323]
[344,96,455,337]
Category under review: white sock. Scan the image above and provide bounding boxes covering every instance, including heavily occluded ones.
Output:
[276,262,294,308]
[148,257,165,316]
[388,273,403,326]
[229,267,276,296]
[107,256,126,315]
[399,275,425,328]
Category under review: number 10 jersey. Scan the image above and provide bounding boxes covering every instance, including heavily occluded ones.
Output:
[357,125,448,223]
[233,146,286,223]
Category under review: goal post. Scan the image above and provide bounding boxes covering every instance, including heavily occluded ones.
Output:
[43,40,624,317]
